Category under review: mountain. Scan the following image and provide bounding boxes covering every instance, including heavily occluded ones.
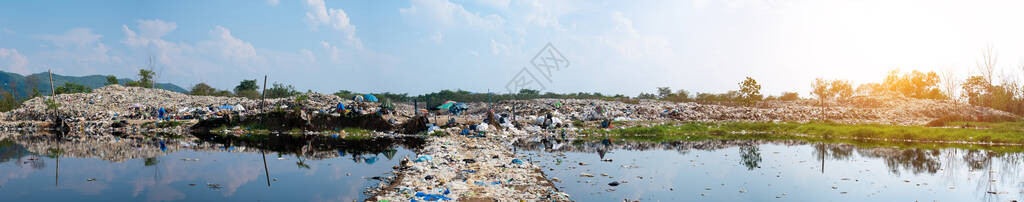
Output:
[0,71,188,98]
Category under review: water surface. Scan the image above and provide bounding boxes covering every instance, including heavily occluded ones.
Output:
[517,138,1024,201]
[0,132,423,201]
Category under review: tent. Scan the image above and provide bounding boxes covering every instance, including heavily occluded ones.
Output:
[364,94,379,102]
[353,95,364,102]
[436,101,457,110]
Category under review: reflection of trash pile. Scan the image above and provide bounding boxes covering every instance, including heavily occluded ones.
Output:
[0,131,184,162]
[0,131,406,162]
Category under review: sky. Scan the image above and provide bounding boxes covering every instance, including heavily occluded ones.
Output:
[2,0,1024,97]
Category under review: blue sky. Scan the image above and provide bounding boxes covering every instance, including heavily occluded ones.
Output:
[2,0,1024,96]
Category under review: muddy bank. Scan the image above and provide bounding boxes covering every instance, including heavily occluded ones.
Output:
[191,132,425,156]
[190,110,400,133]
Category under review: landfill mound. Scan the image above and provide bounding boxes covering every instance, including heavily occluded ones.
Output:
[0,85,1017,130]
[5,84,347,120]
[481,96,1016,126]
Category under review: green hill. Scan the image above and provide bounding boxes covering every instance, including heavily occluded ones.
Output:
[0,71,187,98]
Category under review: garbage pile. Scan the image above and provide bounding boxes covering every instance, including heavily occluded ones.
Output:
[0,85,398,129]
[2,85,1016,132]
[369,133,570,201]
[467,97,1016,126]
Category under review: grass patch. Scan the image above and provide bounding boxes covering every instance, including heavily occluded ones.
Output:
[341,127,372,135]
[586,121,1024,144]
[155,120,184,128]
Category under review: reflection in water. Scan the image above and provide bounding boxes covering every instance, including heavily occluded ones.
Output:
[516,138,1024,201]
[0,131,424,201]
[739,145,761,170]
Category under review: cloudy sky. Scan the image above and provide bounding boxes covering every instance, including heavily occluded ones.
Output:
[2,0,1024,96]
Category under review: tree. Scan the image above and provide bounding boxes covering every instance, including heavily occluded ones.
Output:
[977,45,997,87]
[939,68,959,103]
[636,92,657,99]
[830,80,853,100]
[0,87,16,112]
[657,87,672,99]
[518,89,540,95]
[190,83,218,96]
[811,78,832,120]
[105,75,119,85]
[672,90,690,101]
[882,70,943,99]
[779,92,799,101]
[265,83,300,98]
[738,77,762,104]
[126,69,155,88]
[54,82,92,95]
[234,79,259,98]
[26,76,40,98]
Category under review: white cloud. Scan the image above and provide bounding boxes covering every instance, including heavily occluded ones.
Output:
[38,28,102,48]
[304,0,362,49]
[300,49,315,62]
[200,26,264,66]
[267,0,279,6]
[489,39,510,56]
[400,0,505,30]
[475,0,510,10]
[430,31,444,44]
[597,11,674,60]
[0,48,29,75]
[520,0,567,30]
[37,28,121,65]
[136,19,177,39]
[320,40,343,63]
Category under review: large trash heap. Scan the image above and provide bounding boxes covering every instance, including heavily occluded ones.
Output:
[486,97,1016,126]
[1,85,1017,128]
[0,84,346,123]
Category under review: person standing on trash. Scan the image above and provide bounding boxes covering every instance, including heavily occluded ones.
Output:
[158,107,166,120]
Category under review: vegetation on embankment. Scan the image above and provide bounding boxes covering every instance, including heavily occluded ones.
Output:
[582,121,1024,145]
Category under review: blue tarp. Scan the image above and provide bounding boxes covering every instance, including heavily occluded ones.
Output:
[158,107,166,119]
[364,94,378,102]
[448,103,468,115]
[218,105,233,110]
[336,103,345,111]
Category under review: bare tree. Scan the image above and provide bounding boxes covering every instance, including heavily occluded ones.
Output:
[939,67,959,102]
[977,45,998,86]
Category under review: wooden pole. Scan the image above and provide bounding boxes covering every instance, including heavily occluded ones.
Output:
[48,70,58,126]
[260,75,270,187]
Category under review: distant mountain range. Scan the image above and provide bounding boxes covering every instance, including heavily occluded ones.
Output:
[0,70,187,98]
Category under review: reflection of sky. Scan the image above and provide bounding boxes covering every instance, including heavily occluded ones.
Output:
[0,148,414,201]
[523,143,1024,201]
